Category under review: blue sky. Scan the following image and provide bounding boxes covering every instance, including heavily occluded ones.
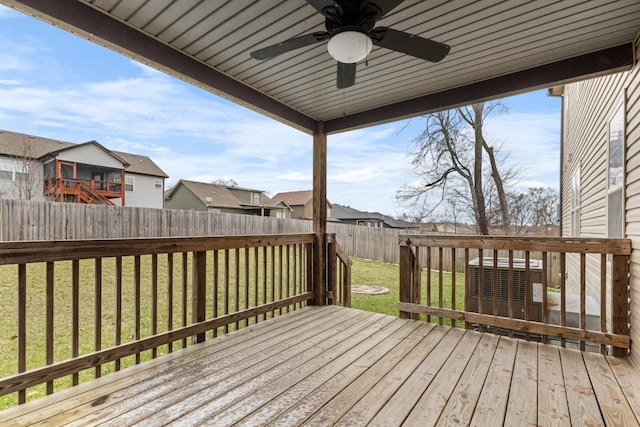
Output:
[0,5,561,218]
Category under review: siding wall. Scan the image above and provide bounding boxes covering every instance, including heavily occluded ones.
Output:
[125,174,164,209]
[56,144,124,169]
[562,35,640,364]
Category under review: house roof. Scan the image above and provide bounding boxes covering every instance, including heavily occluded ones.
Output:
[165,179,285,210]
[4,1,637,134]
[332,203,414,228]
[272,190,332,208]
[0,129,168,178]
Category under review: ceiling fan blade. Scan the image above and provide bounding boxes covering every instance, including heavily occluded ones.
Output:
[304,0,336,14]
[337,62,356,89]
[371,27,450,62]
[362,0,405,19]
[251,32,330,60]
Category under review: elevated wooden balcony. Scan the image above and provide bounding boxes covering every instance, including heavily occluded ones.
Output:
[0,234,636,425]
[43,178,122,205]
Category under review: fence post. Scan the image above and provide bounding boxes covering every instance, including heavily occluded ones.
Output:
[611,254,630,357]
[400,242,420,320]
[192,250,207,344]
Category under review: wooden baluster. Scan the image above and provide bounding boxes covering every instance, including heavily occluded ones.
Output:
[254,247,259,323]
[192,250,206,343]
[560,252,566,348]
[426,247,431,323]
[492,250,498,321]
[167,253,174,351]
[212,250,219,337]
[224,249,230,333]
[542,252,548,344]
[524,251,530,341]
[327,238,337,305]
[464,249,470,330]
[115,257,122,369]
[438,247,443,325]
[451,248,456,328]
[279,245,284,313]
[508,251,514,338]
[270,245,276,315]
[235,247,240,330]
[95,258,103,376]
[245,247,250,326]
[579,253,586,351]
[134,256,141,363]
[478,249,484,330]
[285,244,291,312]
[18,263,26,403]
[600,253,606,354]
[263,246,268,320]
[45,262,54,394]
[151,254,157,357]
[181,252,188,349]
[72,260,80,382]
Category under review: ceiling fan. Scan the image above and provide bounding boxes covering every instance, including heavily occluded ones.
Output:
[250,0,450,89]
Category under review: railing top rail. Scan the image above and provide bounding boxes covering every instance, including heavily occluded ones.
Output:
[399,234,632,255]
[0,233,315,265]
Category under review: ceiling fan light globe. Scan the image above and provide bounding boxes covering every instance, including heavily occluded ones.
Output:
[327,31,372,63]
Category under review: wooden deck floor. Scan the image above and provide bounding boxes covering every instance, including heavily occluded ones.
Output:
[3,305,640,426]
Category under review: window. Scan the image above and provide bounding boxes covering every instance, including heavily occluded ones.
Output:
[154,179,163,189]
[570,168,580,237]
[0,159,29,181]
[608,103,625,238]
[0,159,13,181]
[124,175,134,192]
[252,192,260,204]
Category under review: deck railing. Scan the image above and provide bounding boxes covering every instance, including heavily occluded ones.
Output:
[327,234,352,307]
[0,233,326,407]
[398,235,631,357]
[43,177,123,202]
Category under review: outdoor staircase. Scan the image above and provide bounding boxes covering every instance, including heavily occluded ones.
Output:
[78,181,115,206]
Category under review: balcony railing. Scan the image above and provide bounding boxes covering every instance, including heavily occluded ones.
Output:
[398,235,631,357]
[0,233,354,408]
[43,178,123,203]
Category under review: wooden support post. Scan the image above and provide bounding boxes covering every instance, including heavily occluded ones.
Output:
[399,244,420,319]
[192,250,207,344]
[312,121,327,305]
[611,254,630,357]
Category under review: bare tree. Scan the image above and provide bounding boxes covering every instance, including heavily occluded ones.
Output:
[212,178,238,187]
[7,135,42,200]
[507,187,559,235]
[397,102,516,235]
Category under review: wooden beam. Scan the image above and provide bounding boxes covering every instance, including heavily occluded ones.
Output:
[312,122,327,305]
[325,43,635,133]
[5,0,317,134]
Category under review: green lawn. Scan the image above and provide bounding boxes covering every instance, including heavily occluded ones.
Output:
[350,257,465,320]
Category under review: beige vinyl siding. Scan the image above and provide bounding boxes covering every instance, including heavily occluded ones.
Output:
[562,35,640,365]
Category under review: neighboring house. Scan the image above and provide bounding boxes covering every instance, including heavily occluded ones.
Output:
[164,179,291,218]
[331,203,415,229]
[271,190,332,221]
[557,35,640,364]
[0,130,167,208]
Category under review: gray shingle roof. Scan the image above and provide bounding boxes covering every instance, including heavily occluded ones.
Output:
[166,179,282,209]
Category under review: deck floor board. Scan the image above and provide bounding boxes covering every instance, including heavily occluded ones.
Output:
[1,305,639,427]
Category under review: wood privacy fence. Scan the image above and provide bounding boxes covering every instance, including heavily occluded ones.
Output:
[0,199,414,264]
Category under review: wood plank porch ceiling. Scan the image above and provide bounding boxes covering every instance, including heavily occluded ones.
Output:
[3,306,640,425]
[2,0,639,134]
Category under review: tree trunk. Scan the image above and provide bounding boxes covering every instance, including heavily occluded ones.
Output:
[472,104,489,235]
